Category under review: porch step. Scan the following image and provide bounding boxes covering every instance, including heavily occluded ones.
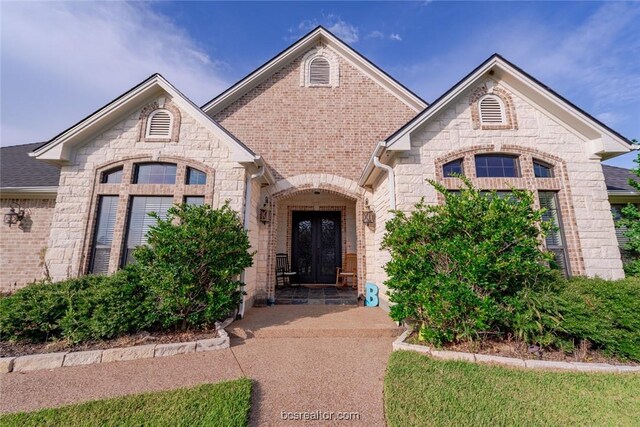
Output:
[227,305,404,339]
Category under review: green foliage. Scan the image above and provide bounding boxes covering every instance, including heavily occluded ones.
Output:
[616,150,640,275]
[557,276,640,361]
[0,267,153,344]
[0,379,253,427]
[385,351,640,427]
[382,178,557,346]
[134,202,252,330]
[1,203,253,344]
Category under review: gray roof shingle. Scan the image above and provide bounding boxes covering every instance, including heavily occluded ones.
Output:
[0,143,60,188]
[602,164,639,193]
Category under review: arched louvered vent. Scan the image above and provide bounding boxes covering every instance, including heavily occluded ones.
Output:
[309,57,330,85]
[479,95,505,124]
[146,110,173,138]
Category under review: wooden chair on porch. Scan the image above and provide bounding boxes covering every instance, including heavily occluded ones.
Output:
[275,253,298,288]
[336,253,357,289]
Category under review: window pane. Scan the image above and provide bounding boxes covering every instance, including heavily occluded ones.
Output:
[185,196,204,206]
[534,161,553,178]
[475,155,519,177]
[186,168,207,185]
[443,159,463,177]
[134,163,177,184]
[123,196,173,265]
[90,196,119,274]
[539,191,570,276]
[611,204,629,246]
[102,168,123,184]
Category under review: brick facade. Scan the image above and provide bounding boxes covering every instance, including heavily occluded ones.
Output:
[0,198,56,292]
[212,44,417,182]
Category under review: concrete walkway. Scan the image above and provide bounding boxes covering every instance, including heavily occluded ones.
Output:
[1,306,401,426]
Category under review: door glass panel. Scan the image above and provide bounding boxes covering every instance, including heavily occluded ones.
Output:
[320,217,337,277]
[296,219,313,279]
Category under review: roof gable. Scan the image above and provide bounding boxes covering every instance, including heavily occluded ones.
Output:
[360,54,633,185]
[386,54,632,152]
[32,75,256,165]
[201,26,427,115]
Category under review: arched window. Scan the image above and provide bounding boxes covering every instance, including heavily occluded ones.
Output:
[533,159,553,178]
[87,158,212,273]
[479,95,506,125]
[145,109,173,139]
[442,159,464,177]
[475,154,520,177]
[309,57,331,85]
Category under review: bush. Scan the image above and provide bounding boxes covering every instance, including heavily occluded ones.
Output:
[0,267,153,344]
[557,276,640,361]
[133,202,252,330]
[382,178,557,346]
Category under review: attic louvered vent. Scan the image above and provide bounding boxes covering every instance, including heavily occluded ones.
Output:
[479,95,505,124]
[146,110,173,138]
[309,57,330,85]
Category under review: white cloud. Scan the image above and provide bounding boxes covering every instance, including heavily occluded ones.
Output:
[1,2,229,146]
[390,33,402,41]
[367,30,385,40]
[400,3,640,113]
[288,15,359,44]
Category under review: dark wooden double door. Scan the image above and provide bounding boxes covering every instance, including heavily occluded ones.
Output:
[291,211,342,284]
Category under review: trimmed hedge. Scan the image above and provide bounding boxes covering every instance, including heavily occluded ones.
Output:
[0,203,252,345]
[557,276,640,361]
[0,267,153,344]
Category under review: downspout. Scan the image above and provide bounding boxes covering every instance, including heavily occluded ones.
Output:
[372,142,396,210]
[237,156,266,319]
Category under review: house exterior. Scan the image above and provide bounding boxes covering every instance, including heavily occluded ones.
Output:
[1,27,636,310]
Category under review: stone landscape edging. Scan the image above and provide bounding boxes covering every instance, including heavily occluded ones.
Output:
[0,328,229,374]
[392,329,640,374]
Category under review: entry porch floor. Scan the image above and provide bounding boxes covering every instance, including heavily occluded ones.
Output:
[228,304,403,339]
[274,285,358,305]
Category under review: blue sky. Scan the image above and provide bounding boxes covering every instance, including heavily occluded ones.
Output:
[2,1,639,167]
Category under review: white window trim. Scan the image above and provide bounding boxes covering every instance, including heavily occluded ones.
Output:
[145,109,174,139]
[478,94,506,125]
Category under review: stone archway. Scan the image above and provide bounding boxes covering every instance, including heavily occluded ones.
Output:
[263,174,368,299]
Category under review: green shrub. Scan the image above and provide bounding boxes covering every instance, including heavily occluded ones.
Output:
[382,178,557,346]
[557,276,640,361]
[0,267,153,344]
[134,202,252,330]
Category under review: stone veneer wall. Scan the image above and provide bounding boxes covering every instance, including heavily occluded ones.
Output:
[391,78,623,279]
[212,45,418,182]
[0,198,56,292]
[45,97,247,282]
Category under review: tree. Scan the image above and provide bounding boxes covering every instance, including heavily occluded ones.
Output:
[134,202,253,330]
[382,178,557,346]
[616,140,640,275]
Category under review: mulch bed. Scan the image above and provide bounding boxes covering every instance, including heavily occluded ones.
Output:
[406,332,639,366]
[0,328,218,358]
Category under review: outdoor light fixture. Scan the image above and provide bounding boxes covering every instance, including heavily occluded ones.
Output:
[362,198,375,225]
[259,196,271,224]
[3,203,25,228]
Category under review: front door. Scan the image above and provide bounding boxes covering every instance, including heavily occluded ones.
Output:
[291,211,342,283]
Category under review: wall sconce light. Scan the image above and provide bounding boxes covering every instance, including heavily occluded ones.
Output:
[3,203,25,228]
[259,196,271,224]
[362,198,375,225]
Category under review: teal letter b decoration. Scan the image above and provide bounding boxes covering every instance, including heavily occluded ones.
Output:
[365,283,379,307]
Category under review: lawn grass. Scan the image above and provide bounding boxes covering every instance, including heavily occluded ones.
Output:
[0,378,252,427]
[385,351,640,427]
